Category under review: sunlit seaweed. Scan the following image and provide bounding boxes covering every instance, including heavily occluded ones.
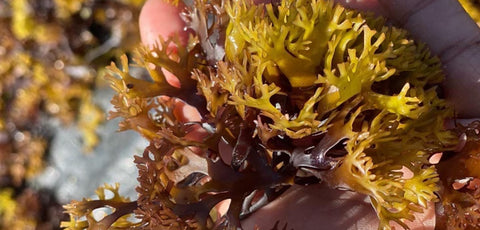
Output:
[63,0,480,229]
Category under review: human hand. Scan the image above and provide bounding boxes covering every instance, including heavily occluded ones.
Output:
[138,0,480,229]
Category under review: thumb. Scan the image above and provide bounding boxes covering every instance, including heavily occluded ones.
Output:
[139,0,189,48]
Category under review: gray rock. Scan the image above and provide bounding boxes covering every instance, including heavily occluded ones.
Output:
[32,86,147,203]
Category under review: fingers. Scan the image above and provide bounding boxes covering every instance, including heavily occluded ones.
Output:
[442,39,480,118]
[241,184,380,230]
[241,183,435,230]
[138,0,274,46]
[376,0,480,118]
[377,0,479,56]
[139,0,203,123]
[445,118,480,129]
[139,0,187,87]
[139,0,189,48]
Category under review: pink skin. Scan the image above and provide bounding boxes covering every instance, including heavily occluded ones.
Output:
[140,0,203,126]
[139,0,480,229]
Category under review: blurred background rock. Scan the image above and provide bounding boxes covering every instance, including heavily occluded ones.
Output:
[0,0,146,229]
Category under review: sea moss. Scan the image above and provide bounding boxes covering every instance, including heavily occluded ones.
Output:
[64,0,476,229]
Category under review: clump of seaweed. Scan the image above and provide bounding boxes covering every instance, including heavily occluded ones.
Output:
[63,0,480,229]
[61,183,139,230]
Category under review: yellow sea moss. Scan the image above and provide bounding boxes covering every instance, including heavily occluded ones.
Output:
[67,0,464,229]
[459,0,480,25]
[61,184,140,230]
[221,4,455,226]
